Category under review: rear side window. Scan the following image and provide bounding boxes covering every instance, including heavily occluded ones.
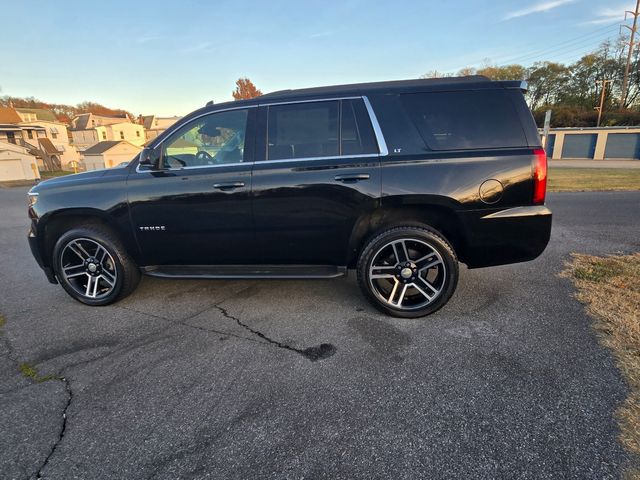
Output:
[400,90,527,150]
[268,101,339,160]
[341,99,378,155]
[267,99,378,160]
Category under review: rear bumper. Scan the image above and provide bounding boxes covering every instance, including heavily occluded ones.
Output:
[28,226,57,284]
[458,205,552,268]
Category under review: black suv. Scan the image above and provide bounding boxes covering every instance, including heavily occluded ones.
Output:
[27,77,551,318]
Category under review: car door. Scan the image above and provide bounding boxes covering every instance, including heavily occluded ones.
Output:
[251,98,383,265]
[127,107,256,266]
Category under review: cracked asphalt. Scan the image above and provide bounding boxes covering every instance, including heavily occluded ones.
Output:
[1,186,639,479]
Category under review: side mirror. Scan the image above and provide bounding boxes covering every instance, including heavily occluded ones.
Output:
[138,147,157,171]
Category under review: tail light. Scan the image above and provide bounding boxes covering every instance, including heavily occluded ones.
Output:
[532,148,547,205]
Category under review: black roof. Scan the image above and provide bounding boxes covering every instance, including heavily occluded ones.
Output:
[207,76,523,110]
[151,76,524,149]
[83,141,124,155]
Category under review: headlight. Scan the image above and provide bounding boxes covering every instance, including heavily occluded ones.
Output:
[27,191,38,207]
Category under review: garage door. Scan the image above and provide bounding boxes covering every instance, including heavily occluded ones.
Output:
[0,159,25,181]
[561,134,597,159]
[604,133,640,159]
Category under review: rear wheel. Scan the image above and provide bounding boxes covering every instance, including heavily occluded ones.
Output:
[53,225,140,306]
[357,226,458,318]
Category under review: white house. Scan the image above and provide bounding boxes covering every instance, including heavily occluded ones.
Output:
[20,120,80,170]
[0,141,40,182]
[71,114,144,151]
[81,141,142,170]
[142,115,181,142]
[95,122,145,147]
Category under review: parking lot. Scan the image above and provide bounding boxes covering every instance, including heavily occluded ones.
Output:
[1,186,639,479]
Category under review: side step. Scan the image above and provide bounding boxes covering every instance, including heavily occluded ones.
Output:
[142,265,347,279]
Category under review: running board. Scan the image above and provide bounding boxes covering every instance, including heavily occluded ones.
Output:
[142,265,347,279]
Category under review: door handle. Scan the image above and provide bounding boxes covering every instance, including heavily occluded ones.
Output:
[213,182,245,190]
[334,173,370,182]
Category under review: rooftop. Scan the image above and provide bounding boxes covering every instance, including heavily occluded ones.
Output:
[82,141,124,155]
[0,107,23,124]
[204,76,523,112]
[15,107,57,122]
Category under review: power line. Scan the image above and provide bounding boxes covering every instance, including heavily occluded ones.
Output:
[504,33,618,66]
[481,21,620,66]
[494,23,621,66]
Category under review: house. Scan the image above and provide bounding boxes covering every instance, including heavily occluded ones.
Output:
[71,112,130,130]
[141,115,181,142]
[71,113,144,150]
[0,108,47,165]
[20,119,81,169]
[1,106,82,170]
[81,141,142,170]
[0,141,40,182]
[14,107,58,123]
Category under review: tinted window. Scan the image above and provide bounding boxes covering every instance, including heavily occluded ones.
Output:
[400,90,527,150]
[163,109,248,168]
[268,101,338,160]
[341,99,378,155]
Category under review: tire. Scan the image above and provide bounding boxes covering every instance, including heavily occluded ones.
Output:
[357,226,459,318]
[52,224,140,306]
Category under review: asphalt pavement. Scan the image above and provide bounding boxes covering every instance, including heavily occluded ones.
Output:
[1,187,639,479]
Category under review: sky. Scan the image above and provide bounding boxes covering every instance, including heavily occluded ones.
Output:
[0,0,635,116]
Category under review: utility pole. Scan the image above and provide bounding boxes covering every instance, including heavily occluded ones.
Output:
[620,0,640,109]
[595,79,613,126]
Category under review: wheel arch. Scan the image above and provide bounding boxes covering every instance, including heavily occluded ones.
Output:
[347,196,467,268]
[38,209,133,268]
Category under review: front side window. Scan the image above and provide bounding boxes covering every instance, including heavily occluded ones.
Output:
[163,109,248,168]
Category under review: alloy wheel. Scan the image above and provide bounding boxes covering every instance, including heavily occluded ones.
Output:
[59,238,118,299]
[368,238,446,310]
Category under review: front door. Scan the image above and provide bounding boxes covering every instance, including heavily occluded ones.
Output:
[251,98,382,265]
[128,107,256,266]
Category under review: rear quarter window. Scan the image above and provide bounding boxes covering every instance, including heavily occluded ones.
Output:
[400,90,528,150]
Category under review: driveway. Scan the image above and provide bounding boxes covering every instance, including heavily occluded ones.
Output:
[1,187,638,479]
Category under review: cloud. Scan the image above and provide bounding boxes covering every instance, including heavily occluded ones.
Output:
[503,0,575,21]
[181,42,212,53]
[309,30,334,38]
[135,35,161,44]
[581,4,635,25]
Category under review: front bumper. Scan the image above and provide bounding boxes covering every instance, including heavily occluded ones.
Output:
[458,205,552,269]
[28,225,57,284]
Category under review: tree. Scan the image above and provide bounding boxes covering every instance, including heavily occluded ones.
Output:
[476,64,526,81]
[525,62,570,110]
[232,78,262,100]
[420,70,453,79]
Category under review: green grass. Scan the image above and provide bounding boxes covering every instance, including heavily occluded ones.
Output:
[18,362,60,383]
[548,168,640,192]
[39,170,73,179]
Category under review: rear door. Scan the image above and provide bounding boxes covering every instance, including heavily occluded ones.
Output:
[251,98,383,265]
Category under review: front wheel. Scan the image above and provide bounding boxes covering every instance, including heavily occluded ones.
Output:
[357,226,459,318]
[53,225,140,306]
